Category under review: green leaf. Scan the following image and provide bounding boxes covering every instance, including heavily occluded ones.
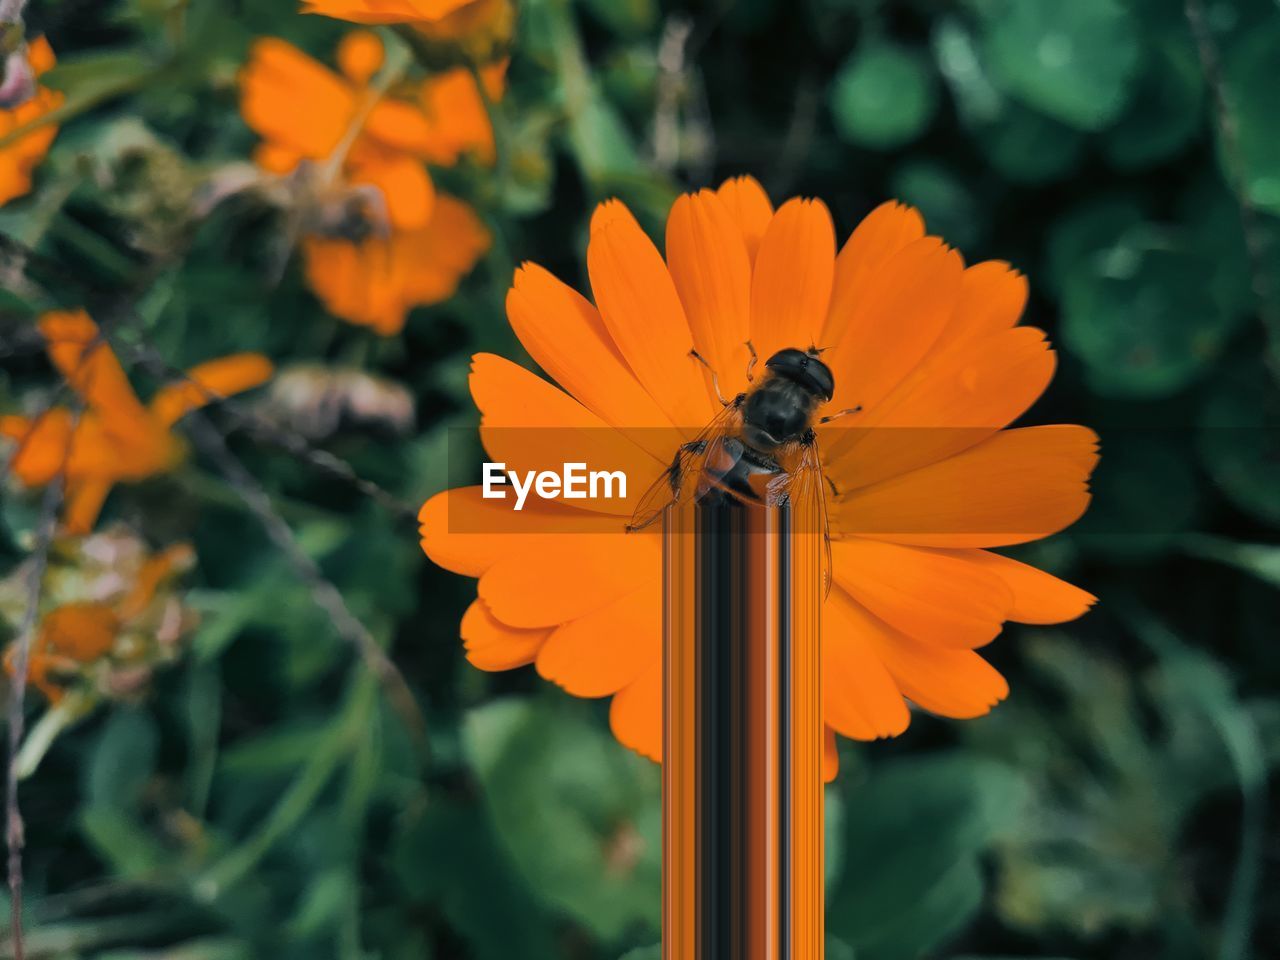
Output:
[1101,35,1203,170]
[85,708,158,810]
[831,41,937,150]
[889,162,981,250]
[0,50,159,151]
[577,0,656,37]
[1198,361,1280,526]
[465,697,662,942]
[1222,21,1280,215]
[980,0,1141,130]
[1044,197,1145,297]
[1074,430,1200,558]
[826,753,1026,960]
[978,101,1084,185]
[1060,223,1242,396]
[391,796,562,960]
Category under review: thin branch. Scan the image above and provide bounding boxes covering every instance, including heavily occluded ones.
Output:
[118,342,418,522]
[1185,0,1280,385]
[177,408,427,750]
[5,442,70,960]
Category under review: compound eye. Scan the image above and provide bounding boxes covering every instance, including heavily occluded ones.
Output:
[765,348,809,375]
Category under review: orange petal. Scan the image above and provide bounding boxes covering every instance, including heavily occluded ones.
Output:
[239,38,353,160]
[118,544,195,619]
[254,142,302,174]
[26,36,57,75]
[665,189,753,397]
[470,353,663,515]
[823,588,911,738]
[364,97,438,156]
[715,175,773,263]
[350,154,436,231]
[587,203,713,429]
[336,30,384,85]
[822,237,963,417]
[62,479,113,535]
[823,201,925,345]
[38,603,118,661]
[151,354,274,427]
[461,597,549,671]
[932,261,1029,353]
[38,310,151,428]
[611,660,662,762]
[961,551,1096,624]
[847,597,1010,719]
[831,539,1012,648]
[749,198,836,361]
[834,425,1098,548]
[414,67,496,165]
[3,409,72,486]
[536,582,660,697]
[478,533,658,628]
[301,0,477,23]
[823,326,1056,490]
[398,193,491,305]
[422,486,544,576]
[506,263,675,458]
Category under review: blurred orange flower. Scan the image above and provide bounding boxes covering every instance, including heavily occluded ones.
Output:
[0,310,273,534]
[4,538,195,704]
[302,0,488,25]
[303,194,490,335]
[239,31,495,333]
[419,177,1098,777]
[0,37,65,206]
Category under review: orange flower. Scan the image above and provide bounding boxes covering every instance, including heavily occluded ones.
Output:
[301,0,489,25]
[241,31,440,230]
[302,194,490,334]
[239,32,494,333]
[1,310,273,533]
[0,37,64,206]
[2,533,195,703]
[419,177,1098,777]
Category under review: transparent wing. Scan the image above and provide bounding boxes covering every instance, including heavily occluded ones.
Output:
[766,432,834,596]
[626,399,746,533]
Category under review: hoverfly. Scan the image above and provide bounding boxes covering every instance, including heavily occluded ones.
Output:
[627,344,860,589]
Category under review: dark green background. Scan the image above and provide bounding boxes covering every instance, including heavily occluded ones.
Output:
[1,0,1278,957]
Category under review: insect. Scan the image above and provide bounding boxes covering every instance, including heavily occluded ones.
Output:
[628,344,860,586]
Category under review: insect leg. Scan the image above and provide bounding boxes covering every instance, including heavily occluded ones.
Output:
[818,405,862,424]
[689,349,730,406]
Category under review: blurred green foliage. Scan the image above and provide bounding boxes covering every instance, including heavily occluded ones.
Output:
[1,0,1279,958]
